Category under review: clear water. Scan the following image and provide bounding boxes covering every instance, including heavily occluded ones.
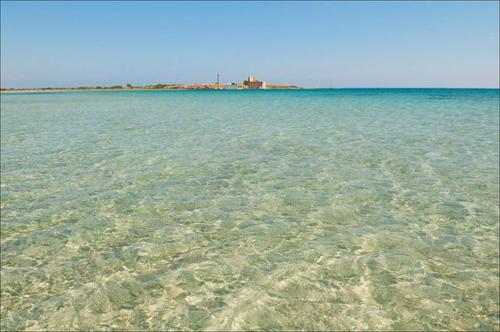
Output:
[1,89,499,330]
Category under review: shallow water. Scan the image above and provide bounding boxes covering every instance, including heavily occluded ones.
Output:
[1,89,499,330]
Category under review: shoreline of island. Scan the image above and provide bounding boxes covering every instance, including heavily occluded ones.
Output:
[2,87,498,94]
[0,87,303,94]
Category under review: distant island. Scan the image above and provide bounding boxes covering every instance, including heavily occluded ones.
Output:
[1,76,301,92]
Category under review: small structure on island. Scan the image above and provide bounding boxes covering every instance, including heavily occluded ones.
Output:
[225,83,243,90]
[214,73,222,90]
[243,76,266,89]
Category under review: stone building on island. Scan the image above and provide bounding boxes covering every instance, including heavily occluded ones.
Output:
[243,76,266,89]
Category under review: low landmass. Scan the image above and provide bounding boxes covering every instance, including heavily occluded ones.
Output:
[1,76,301,93]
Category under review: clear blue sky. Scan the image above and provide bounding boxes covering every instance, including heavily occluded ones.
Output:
[1,1,499,88]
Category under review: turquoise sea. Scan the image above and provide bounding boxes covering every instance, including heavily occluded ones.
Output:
[1,89,499,330]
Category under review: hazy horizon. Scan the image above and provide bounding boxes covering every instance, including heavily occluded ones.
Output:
[1,1,499,89]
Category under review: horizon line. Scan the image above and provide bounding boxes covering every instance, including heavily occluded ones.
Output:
[1,86,499,90]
